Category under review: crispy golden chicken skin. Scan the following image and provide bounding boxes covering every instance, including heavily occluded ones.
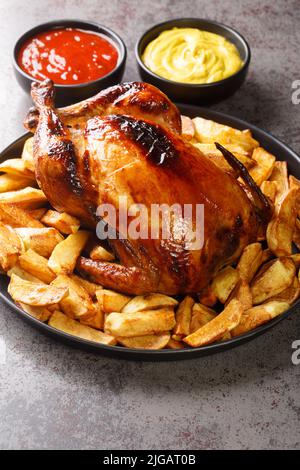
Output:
[25,79,271,295]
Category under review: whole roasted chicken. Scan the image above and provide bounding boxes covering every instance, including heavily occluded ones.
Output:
[25,79,271,295]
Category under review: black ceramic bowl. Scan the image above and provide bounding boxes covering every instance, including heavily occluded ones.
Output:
[135,18,251,105]
[13,19,127,106]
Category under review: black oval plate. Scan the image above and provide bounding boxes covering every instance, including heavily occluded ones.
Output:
[1,105,299,361]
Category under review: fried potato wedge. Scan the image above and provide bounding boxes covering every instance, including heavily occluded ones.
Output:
[96,289,131,313]
[293,218,300,251]
[122,293,178,314]
[19,249,56,284]
[48,231,90,274]
[18,302,53,322]
[27,208,47,220]
[117,332,171,349]
[211,266,239,303]
[181,115,195,140]
[268,276,300,304]
[70,274,100,298]
[166,338,185,349]
[249,147,276,185]
[269,161,289,206]
[193,143,255,173]
[49,311,116,345]
[0,187,47,209]
[0,224,23,271]
[41,210,80,234]
[7,264,43,283]
[266,188,300,256]
[79,303,104,330]
[193,117,259,152]
[21,137,35,172]
[237,242,263,283]
[225,280,252,310]
[52,274,94,318]
[15,227,63,258]
[0,158,35,179]
[90,245,115,261]
[260,180,277,203]
[0,202,44,228]
[173,295,194,338]
[183,299,243,348]
[104,308,175,337]
[190,303,217,334]
[251,257,295,304]
[232,301,289,336]
[0,174,35,193]
[8,274,68,306]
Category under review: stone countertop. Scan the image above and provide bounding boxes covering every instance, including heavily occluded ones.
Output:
[0,0,299,450]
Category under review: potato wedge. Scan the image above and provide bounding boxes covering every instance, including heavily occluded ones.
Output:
[249,147,275,185]
[96,289,131,313]
[70,274,100,298]
[251,257,295,304]
[51,274,94,318]
[0,174,35,193]
[268,276,300,304]
[79,303,104,330]
[90,245,115,261]
[0,224,23,271]
[166,338,185,349]
[18,302,53,322]
[190,303,217,334]
[19,249,56,284]
[41,210,80,234]
[121,293,178,314]
[7,263,43,283]
[293,218,300,251]
[0,203,44,228]
[266,188,300,256]
[48,231,90,274]
[21,137,35,172]
[193,143,255,173]
[27,208,47,220]
[15,227,64,258]
[225,280,252,310]
[260,180,277,203]
[8,274,68,306]
[183,299,243,348]
[173,295,194,338]
[232,301,289,336]
[237,242,263,283]
[104,308,175,337]
[49,311,116,345]
[181,115,195,140]
[211,266,239,303]
[117,332,170,349]
[269,161,289,206]
[193,117,259,152]
[0,187,47,209]
[0,158,35,179]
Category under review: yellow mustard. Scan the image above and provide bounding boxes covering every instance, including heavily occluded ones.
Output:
[142,28,243,84]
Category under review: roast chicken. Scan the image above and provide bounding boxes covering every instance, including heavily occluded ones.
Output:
[24,79,271,295]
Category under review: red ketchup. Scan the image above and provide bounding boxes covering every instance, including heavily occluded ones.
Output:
[18,28,119,85]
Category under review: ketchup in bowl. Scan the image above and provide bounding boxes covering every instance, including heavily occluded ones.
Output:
[17,28,119,85]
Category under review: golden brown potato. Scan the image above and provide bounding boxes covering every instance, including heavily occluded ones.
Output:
[269,161,289,207]
[121,293,178,314]
[117,333,170,349]
[193,143,255,173]
[104,308,175,337]
[70,274,100,298]
[27,208,48,220]
[249,147,276,186]
[49,311,116,345]
[173,295,194,338]
[7,263,42,283]
[18,302,53,322]
[183,299,243,347]
[41,210,80,234]
[237,243,263,283]
[251,257,296,304]
[19,249,56,284]
[90,245,115,261]
[190,303,217,334]
[293,218,300,251]
[21,137,35,172]
[0,203,44,228]
[225,280,253,310]
[260,180,277,203]
[0,187,47,209]
[0,223,24,271]
[211,266,239,303]
[96,289,131,313]
[267,188,300,256]
[166,338,185,349]
[0,174,35,193]
[79,302,104,330]
[232,301,289,336]
[15,227,64,258]
[48,231,90,274]
[0,158,35,179]
[51,274,94,318]
[268,276,300,304]
[8,274,68,306]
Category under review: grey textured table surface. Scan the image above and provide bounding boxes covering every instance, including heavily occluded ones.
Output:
[0,0,300,450]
